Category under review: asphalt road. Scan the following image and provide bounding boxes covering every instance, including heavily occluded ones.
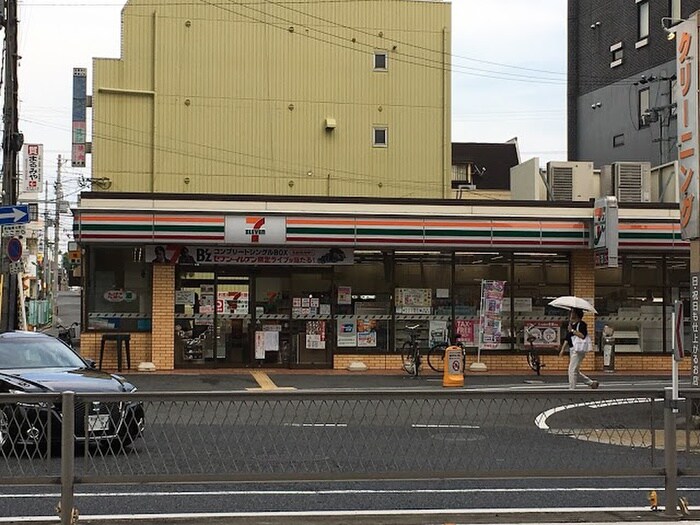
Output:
[2,377,699,523]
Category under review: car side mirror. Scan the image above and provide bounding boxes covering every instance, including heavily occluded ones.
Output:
[85,359,96,369]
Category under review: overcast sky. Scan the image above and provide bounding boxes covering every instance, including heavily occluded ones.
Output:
[17,0,567,211]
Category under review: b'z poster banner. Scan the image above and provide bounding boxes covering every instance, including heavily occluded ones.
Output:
[145,245,353,266]
[479,280,506,350]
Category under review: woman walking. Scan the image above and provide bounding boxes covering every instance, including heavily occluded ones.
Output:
[559,308,599,390]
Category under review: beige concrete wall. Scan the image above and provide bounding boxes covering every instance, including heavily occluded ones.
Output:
[93,0,451,198]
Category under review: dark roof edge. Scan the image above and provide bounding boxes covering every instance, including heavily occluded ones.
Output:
[78,192,680,210]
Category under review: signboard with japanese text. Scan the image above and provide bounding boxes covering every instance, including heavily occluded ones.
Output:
[523,320,561,350]
[395,288,432,314]
[593,196,619,268]
[676,16,700,239]
[145,245,353,266]
[72,68,87,168]
[22,144,43,193]
[691,272,700,387]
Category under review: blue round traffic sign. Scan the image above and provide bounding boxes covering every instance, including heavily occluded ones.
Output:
[7,237,22,262]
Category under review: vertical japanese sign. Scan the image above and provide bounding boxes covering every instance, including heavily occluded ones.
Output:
[691,272,700,387]
[72,67,87,168]
[22,144,43,193]
[479,280,506,349]
[593,196,619,268]
[676,16,700,239]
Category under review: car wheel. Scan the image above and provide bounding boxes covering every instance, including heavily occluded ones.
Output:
[118,407,145,449]
[0,408,9,452]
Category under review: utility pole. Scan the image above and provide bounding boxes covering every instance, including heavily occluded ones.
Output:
[43,179,50,300]
[52,156,62,326]
[0,0,21,331]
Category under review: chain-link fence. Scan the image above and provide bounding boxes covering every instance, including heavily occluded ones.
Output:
[1,388,699,522]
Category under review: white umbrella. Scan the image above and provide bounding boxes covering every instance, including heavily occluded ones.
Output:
[548,296,598,314]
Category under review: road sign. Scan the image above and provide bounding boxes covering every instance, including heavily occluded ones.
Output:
[9,260,24,274]
[2,224,25,237]
[0,205,29,225]
[7,237,22,262]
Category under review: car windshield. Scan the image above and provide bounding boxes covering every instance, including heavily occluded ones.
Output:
[0,337,86,369]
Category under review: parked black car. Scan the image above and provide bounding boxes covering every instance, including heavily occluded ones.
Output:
[0,331,144,452]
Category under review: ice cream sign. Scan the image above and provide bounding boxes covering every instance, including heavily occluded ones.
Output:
[103,290,137,303]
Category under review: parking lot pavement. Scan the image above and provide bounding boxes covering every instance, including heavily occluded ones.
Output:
[121,370,676,392]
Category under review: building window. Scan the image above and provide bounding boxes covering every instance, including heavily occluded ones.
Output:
[373,126,388,147]
[637,0,650,41]
[613,134,625,147]
[639,87,650,127]
[374,51,388,71]
[610,42,623,67]
[669,0,681,21]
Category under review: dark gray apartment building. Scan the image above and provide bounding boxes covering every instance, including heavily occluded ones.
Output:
[568,0,700,167]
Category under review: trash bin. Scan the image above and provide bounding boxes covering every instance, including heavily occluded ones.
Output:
[602,325,615,372]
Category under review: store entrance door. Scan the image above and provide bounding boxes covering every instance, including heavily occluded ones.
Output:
[215,274,251,366]
[175,270,251,368]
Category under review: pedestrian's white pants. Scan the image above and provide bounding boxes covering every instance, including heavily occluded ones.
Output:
[568,351,593,389]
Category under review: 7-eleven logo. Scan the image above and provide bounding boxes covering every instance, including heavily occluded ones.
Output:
[245,217,266,242]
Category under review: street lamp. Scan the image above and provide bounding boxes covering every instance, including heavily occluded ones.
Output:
[662,17,688,41]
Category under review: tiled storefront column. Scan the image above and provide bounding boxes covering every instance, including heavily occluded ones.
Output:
[571,249,596,371]
[151,264,175,371]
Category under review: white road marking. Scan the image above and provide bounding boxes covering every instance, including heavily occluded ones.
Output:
[412,424,480,429]
[534,397,653,430]
[1,486,695,498]
[0,508,676,523]
[284,423,348,427]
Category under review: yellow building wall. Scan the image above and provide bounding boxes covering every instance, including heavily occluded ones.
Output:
[93,0,451,198]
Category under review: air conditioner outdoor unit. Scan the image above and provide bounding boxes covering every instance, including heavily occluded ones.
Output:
[546,161,594,201]
[613,162,651,202]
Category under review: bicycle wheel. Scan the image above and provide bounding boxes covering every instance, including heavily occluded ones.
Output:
[527,351,540,374]
[427,343,447,373]
[401,341,417,376]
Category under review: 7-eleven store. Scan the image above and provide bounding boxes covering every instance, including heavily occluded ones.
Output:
[73,193,689,373]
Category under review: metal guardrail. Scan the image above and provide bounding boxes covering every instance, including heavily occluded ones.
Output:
[1,388,699,524]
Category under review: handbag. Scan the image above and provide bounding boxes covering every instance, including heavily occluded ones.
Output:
[572,334,592,353]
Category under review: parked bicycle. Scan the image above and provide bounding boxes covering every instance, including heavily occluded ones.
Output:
[427,336,469,373]
[57,322,79,349]
[521,326,544,376]
[400,324,422,377]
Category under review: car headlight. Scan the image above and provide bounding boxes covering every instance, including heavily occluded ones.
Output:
[8,389,48,408]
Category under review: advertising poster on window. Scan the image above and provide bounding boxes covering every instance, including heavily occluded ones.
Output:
[216,291,249,315]
[357,319,377,347]
[395,288,432,314]
[175,290,195,305]
[429,320,448,347]
[199,285,214,314]
[255,330,279,359]
[337,319,357,347]
[523,321,561,350]
[338,286,352,305]
[455,319,477,344]
[306,320,326,350]
[479,280,506,349]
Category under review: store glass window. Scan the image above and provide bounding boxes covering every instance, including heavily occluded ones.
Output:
[454,253,510,348]
[512,253,570,350]
[334,251,393,353]
[86,247,152,331]
[394,252,452,351]
[596,254,667,353]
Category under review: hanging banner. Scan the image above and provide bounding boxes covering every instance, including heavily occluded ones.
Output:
[22,144,43,193]
[479,280,506,349]
[691,272,700,387]
[145,245,353,266]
